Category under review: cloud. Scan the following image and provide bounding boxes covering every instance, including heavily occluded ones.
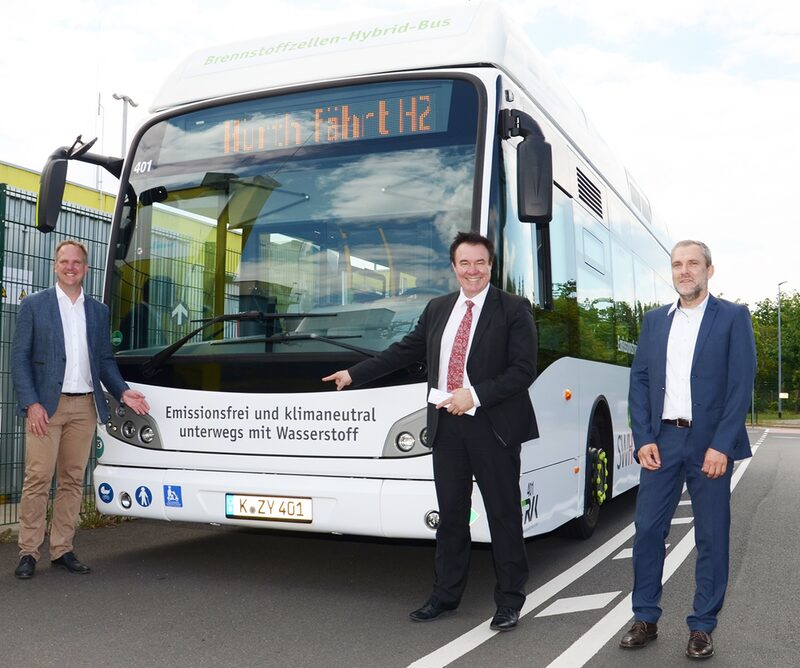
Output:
[526,2,800,304]
[3,0,796,304]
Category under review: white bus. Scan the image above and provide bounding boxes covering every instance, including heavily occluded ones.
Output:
[38,1,674,541]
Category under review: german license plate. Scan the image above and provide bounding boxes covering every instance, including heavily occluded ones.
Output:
[225,493,313,523]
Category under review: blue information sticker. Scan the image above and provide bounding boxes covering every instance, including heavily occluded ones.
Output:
[163,485,183,508]
[98,483,114,504]
[135,485,153,507]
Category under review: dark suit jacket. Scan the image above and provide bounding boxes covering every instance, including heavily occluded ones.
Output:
[11,287,130,423]
[349,286,538,447]
[629,294,756,461]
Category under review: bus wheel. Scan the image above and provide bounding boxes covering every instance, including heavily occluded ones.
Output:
[568,427,608,539]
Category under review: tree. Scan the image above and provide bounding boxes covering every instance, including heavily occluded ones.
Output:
[752,291,800,413]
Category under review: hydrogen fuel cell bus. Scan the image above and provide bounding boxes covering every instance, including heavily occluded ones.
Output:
[37,2,674,541]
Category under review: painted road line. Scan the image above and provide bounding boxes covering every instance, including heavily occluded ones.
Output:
[408,429,769,668]
[545,429,768,667]
[536,592,622,618]
[407,522,636,667]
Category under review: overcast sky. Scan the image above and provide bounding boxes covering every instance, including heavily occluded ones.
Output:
[2,0,798,306]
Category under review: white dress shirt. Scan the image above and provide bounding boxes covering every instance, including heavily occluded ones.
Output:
[663,295,709,420]
[437,285,489,406]
[56,284,94,393]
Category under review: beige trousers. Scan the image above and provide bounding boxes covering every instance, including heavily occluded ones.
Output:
[18,394,97,561]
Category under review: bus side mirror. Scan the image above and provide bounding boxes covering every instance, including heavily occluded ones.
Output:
[36,136,103,234]
[37,155,68,234]
[518,135,553,226]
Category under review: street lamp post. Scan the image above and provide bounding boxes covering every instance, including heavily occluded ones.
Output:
[778,281,787,419]
[112,93,138,157]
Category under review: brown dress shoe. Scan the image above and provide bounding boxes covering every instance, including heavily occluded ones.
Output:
[686,630,714,659]
[619,620,658,648]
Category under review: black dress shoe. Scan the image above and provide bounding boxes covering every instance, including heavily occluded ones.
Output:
[14,555,36,579]
[409,597,458,622]
[686,630,714,659]
[51,551,91,574]
[619,620,658,648]
[490,606,520,631]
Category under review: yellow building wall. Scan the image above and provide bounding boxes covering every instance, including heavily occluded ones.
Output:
[0,161,116,213]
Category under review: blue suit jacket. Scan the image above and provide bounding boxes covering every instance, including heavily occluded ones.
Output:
[11,287,129,423]
[629,294,756,461]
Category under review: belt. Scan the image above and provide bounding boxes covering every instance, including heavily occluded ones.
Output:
[662,418,692,428]
[62,392,93,397]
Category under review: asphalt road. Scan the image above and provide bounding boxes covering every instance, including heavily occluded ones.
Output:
[1,427,798,667]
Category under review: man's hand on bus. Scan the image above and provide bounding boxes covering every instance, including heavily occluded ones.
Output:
[122,389,150,415]
[322,370,353,390]
[436,388,474,416]
[637,443,661,470]
[701,447,728,479]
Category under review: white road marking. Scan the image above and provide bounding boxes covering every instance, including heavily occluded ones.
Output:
[545,429,768,667]
[407,429,769,668]
[408,522,636,667]
[613,543,670,560]
[536,592,622,617]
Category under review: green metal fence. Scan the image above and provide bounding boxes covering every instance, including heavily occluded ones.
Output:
[0,183,112,527]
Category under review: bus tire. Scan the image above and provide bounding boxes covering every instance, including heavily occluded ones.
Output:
[567,426,607,539]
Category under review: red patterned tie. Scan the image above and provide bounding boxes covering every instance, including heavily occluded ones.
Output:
[447,300,474,392]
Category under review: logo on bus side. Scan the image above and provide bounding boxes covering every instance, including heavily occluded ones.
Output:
[616,433,636,469]
[523,482,539,524]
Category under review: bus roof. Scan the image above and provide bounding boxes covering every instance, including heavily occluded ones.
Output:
[151,1,670,247]
[151,2,558,114]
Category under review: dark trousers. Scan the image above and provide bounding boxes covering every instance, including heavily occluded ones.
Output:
[431,410,528,610]
[632,423,733,632]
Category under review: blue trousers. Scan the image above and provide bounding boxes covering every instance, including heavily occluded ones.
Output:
[632,423,733,633]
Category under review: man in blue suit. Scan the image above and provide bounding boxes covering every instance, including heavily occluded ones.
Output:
[11,239,149,579]
[619,240,756,659]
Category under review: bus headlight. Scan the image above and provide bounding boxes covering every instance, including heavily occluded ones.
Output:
[396,431,416,452]
[121,421,137,439]
[104,392,163,450]
[382,406,429,458]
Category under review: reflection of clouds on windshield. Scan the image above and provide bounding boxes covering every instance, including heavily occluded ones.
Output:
[319,147,473,246]
[153,109,317,165]
[347,242,455,293]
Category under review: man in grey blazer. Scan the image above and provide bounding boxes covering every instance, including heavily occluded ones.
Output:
[619,240,756,659]
[324,232,538,631]
[11,239,149,579]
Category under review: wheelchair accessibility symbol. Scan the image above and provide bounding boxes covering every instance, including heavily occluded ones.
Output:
[163,485,183,508]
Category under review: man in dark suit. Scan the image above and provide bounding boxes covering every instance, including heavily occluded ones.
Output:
[323,231,538,631]
[619,240,756,659]
[11,239,149,579]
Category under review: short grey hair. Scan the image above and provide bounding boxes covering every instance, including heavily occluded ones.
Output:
[671,240,712,267]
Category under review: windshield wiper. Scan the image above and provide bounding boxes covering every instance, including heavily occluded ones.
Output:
[141,311,337,378]
[257,332,378,357]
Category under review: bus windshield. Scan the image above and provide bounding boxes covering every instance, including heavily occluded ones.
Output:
[111,78,480,372]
